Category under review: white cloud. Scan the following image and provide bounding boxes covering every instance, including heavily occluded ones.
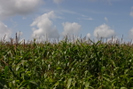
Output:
[107,37,118,43]
[31,11,59,39]
[16,31,23,39]
[130,7,133,17]
[53,0,63,4]
[0,22,11,40]
[62,22,81,36]
[86,33,91,38]
[129,28,133,39]
[104,17,108,22]
[0,0,43,19]
[94,24,115,38]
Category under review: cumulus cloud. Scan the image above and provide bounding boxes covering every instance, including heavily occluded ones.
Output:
[130,7,133,17]
[107,37,118,43]
[86,33,91,38]
[129,28,133,39]
[94,24,115,38]
[62,22,81,36]
[53,0,63,4]
[30,11,59,39]
[0,22,11,40]
[0,0,43,19]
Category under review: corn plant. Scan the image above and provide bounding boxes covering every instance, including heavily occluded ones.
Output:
[0,36,133,89]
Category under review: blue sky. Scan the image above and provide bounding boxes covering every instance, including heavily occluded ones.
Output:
[0,0,133,42]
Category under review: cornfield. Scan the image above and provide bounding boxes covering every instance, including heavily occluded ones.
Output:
[0,35,133,89]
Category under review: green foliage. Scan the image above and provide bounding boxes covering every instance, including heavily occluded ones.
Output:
[0,38,133,89]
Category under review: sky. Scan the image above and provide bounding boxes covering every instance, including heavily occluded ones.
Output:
[0,0,133,43]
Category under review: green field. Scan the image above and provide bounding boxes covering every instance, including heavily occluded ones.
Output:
[0,37,133,89]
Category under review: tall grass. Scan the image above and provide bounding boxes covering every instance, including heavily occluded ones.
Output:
[0,34,133,89]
